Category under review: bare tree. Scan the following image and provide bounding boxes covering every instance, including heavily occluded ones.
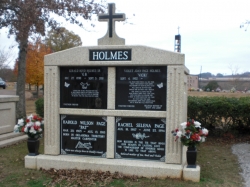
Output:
[0,0,106,118]
[228,64,242,90]
[0,46,14,69]
[240,20,250,31]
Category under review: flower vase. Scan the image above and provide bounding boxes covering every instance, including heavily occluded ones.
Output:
[186,146,197,168]
[27,138,40,156]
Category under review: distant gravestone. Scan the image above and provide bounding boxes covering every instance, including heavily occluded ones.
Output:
[25,3,200,182]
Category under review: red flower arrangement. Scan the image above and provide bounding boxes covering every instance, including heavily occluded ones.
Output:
[171,119,208,147]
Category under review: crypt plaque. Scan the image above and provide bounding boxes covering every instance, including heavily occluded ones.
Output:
[60,115,107,157]
[115,117,166,161]
[60,67,107,109]
[116,66,167,111]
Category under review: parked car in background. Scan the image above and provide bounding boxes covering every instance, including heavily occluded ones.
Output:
[0,78,6,89]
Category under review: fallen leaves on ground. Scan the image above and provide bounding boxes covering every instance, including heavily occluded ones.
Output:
[41,168,141,187]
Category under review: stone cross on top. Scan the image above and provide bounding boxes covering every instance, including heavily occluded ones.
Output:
[98,3,126,45]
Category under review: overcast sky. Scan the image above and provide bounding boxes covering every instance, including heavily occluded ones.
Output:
[0,0,249,75]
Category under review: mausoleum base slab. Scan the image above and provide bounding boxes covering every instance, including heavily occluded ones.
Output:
[26,154,185,179]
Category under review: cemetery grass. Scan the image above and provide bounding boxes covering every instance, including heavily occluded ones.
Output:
[0,137,246,187]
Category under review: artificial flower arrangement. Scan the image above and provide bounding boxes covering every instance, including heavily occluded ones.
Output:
[14,114,44,139]
[171,119,209,147]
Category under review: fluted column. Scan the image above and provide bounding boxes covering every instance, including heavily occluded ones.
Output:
[44,66,60,155]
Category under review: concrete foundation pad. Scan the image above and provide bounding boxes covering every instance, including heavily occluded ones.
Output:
[27,154,183,179]
[183,165,200,182]
[0,135,27,148]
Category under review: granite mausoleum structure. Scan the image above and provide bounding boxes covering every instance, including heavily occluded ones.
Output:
[25,3,200,182]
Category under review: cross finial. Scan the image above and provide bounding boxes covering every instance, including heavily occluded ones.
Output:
[98,3,126,45]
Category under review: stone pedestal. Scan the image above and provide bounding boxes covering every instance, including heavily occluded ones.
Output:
[0,95,19,135]
[183,165,201,182]
[25,155,38,169]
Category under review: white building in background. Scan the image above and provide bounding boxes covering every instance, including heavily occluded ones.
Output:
[187,75,199,90]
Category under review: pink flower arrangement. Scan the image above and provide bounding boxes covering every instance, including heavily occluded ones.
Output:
[172,119,208,147]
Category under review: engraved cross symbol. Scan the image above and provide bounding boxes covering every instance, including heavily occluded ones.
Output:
[98,3,125,38]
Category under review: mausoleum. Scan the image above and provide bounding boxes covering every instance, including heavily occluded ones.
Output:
[25,3,200,182]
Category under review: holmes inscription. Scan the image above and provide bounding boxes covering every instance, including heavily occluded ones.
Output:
[61,115,107,157]
[89,49,131,61]
[116,117,166,161]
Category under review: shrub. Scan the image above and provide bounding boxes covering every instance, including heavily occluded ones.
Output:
[188,96,250,136]
[35,98,44,117]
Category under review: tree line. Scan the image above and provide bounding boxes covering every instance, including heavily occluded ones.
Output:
[1,27,83,89]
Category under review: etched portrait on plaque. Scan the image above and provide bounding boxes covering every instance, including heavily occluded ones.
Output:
[116,66,167,111]
[60,67,107,109]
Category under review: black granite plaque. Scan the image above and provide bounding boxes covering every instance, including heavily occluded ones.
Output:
[115,117,166,161]
[116,66,167,111]
[60,67,107,109]
[60,115,107,157]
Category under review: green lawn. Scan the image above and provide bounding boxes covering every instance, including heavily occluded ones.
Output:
[0,137,245,187]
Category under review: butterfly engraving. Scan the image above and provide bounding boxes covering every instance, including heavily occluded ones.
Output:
[157,82,163,88]
[64,82,70,88]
